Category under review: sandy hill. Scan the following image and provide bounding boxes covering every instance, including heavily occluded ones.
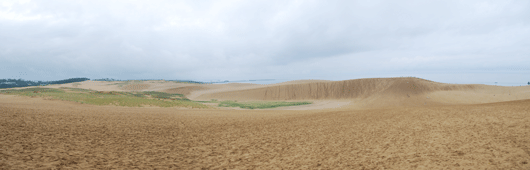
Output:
[121,84,151,91]
[194,77,473,100]
[162,86,208,95]
[193,77,530,108]
[5,77,528,109]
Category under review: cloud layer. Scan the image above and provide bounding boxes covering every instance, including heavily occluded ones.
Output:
[1,0,529,84]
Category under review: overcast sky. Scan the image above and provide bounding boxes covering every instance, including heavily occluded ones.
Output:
[1,0,529,85]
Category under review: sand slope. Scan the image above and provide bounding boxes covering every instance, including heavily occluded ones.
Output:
[121,84,151,91]
[2,78,530,169]
[1,94,529,169]
[195,78,472,100]
[194,77,530,108]
[162,86,208,95]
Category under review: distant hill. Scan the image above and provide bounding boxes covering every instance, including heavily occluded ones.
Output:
[0,78,90,89]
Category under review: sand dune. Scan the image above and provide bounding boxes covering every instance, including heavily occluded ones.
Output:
[121,84,151,91]
[186,83,265,100]
[274,79,332,85]
[195,78,473,100]
[2,78,530,169]
[3,78,529,109]
[194,77,530,108]
[162,86,208,95]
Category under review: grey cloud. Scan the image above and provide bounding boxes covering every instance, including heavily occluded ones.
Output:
[0,0,529,84]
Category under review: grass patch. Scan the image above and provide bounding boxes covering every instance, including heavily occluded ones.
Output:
[0,88,311,109]
[60,87,93,92]
[1,88,63,93]
[142,91,185,98]
[195,99,219,103]
[218,100,312,109]
[0,87,208,108]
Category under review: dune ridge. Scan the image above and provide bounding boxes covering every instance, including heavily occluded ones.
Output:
[196,77,476,100]
[12,77,527,109]
[193,77,530,108]
[2,77,530,169]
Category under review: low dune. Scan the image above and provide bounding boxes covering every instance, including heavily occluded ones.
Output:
[163,86,208,95]
[121,84,151,91]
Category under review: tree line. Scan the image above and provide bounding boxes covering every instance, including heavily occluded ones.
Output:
[0,78,90,89]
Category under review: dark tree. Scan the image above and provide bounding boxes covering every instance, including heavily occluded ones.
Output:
[0,78,89,89]
[47,78,90,85]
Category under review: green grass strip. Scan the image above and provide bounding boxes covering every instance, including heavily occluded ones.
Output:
[218,100,312,109]
[0,88,207,108]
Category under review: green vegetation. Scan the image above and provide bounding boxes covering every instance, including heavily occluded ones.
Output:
[0,78,89,89]
[0,87,313,109]
[142,91,185,99]
[2,88,63,93]
[218,100,312,109]
[195,99,219,103]
[60,87,92,92]
[0,87,208,108]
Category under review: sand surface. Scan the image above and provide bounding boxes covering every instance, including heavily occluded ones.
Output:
[1,78,530,169]
[268,100,352,110]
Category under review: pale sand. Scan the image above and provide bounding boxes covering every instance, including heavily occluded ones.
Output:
[268,100,352,110]
[2,77,530,169]
[4,77,529,110]
[1,93,529,169]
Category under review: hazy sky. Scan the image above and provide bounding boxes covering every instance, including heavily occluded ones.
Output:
[1,0,529,84]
